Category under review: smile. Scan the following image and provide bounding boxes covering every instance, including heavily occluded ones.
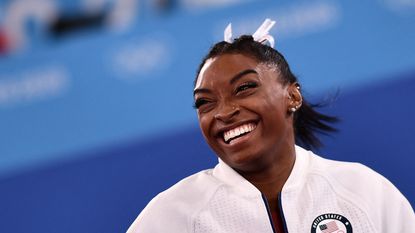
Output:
[223,123,257,144]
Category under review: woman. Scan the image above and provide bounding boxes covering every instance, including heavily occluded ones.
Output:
[127,19,414,233]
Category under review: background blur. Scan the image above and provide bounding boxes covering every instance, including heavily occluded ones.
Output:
[0,0,414,232]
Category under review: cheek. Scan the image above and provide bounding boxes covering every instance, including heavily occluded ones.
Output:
[254,94,285,115]
[256,94,288,129]
[198,114,212,138]
[198,115,223,154]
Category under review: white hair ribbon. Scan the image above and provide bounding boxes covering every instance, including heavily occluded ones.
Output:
[223,18,276,47]
[224,23,233,43]
[252,18,276,48]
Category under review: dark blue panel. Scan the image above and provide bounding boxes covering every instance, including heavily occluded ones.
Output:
[0,127,216,233]
[320,71,415,204]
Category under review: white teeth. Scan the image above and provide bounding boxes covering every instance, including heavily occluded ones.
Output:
[243,125,249,132]
[223,123,256,143]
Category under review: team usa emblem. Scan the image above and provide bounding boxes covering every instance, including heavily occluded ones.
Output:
[311,213,352,233]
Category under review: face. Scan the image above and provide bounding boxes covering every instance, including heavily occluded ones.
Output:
[194,53,299,173]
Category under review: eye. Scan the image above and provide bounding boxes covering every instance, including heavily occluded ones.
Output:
[193,98,209,109]
[235,81,258,94]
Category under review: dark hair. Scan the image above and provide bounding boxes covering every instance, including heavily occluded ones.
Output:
[194,35,338,150]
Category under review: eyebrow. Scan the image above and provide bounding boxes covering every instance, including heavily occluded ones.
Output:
[193,88,212,96]
[193,69,258,96]
[230,69,258,84]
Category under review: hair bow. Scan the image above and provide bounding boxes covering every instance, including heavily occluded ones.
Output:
[224,18,276,48]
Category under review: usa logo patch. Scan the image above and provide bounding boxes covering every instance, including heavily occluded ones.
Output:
[311,213,352,233]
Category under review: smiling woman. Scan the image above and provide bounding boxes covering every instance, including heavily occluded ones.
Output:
[127,19,415,233]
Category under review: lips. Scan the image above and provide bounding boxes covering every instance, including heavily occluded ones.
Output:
[222,122,257,144]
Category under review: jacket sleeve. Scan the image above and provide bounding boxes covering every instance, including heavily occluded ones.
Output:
[126,194,164,233]
[325,161,415,232]
[378,175,415,233]
[346,163,415,232]
[126,190,193,233]
[126,193,190,233]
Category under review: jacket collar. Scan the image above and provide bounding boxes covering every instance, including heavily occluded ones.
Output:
[212,145,310,195]
[282,145,309,193]
[212,158,261,197]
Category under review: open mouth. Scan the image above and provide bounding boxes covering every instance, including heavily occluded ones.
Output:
[223,122,257,144]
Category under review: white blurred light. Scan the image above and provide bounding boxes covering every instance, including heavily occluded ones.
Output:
[380,0,415,12]
[82,0,109,14]
[106,0,138,31]
[181,0,251,10]
[0,67,70,106]
[3,0,57,50]
[112,37,171,81]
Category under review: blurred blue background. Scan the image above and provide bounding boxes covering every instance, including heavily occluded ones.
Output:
[0,0,414,232]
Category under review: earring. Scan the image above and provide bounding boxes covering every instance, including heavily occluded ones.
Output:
[290,107,296,113]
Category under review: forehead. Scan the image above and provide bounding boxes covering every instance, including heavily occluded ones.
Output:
[195,54,262,90]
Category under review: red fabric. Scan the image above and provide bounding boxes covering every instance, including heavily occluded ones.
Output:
[0,30,9,54]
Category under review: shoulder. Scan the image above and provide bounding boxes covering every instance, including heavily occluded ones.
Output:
[307,152,405,200]
[127,169,223,233]
[308,153,385,190]
[152,168,223,208]
[307,151,415,232]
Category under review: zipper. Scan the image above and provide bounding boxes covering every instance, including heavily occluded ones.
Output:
[261,193,289,233]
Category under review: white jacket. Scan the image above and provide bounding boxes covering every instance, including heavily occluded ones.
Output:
[128,146,415,233]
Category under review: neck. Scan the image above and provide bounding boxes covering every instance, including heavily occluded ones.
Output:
[238,144,296,206]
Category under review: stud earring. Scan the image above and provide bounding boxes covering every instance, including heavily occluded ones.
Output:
[290,107,296,113]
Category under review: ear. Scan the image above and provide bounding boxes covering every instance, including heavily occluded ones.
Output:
[287,82,302,113]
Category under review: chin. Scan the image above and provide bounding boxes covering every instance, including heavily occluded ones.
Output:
[220,149,265,172]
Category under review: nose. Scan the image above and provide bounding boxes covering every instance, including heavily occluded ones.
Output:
[214,103,240,123]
